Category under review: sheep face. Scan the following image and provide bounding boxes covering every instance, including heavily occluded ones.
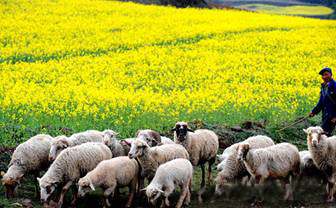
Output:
[214,174,226,196]
[145,186,164,206]
[49,136,69,161]
[102,129,118,146]
[136,130,161,146]
[78,178,95,197]
[304,127,325,147]
[128,139,149,159]
[171,122,193,141]
[38,178,57,203]
[2,165,24,198]
[2,176,19,198]
[237,143,250,161]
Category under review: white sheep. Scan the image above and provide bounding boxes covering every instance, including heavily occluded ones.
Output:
[102,129,127,157]
[135,129,174,146]
[78,156,139,208]
[2,134,52,198]
[237,142,300,201]
[215,135,275,196]
[38,142,112,207]
[298,150,325,185]
[48,130,106,161]
[128,139,189,180]
[172,121,219,202]
[304,126,336,202]
[144,158,193,208]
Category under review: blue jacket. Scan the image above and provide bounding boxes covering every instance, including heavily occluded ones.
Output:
[312,79,336,119]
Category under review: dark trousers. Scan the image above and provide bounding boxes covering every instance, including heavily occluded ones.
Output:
[322,117,336,136]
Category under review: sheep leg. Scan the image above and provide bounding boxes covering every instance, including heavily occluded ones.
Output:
[104,185,116,207]
[326,180,335,202]
[254,176,265,201]
[207,158,215,186]
[185,178,192,205]
[70,185,78,206]
[176,184,188,208]
[198,163,206,203]
[282,177,293,201]
[57,181,73,208]
[160,197,166,208]
[126,179,137,208]
[33,172,40,199]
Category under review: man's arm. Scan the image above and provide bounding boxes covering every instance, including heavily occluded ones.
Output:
[311,90,323,116]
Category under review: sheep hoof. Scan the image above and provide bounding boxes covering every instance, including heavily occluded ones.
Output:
[198,195,203,204]
[327,197,334,203]
[251,197,263,208]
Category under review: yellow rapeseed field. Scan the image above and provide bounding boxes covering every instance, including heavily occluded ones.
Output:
[0,0,335,142]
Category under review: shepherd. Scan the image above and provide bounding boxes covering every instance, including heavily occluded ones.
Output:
[309,67,336,136]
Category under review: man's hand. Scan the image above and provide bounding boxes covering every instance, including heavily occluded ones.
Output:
[309,112,315,117]
[331,117,336,123]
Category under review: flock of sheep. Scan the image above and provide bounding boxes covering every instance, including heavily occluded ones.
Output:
[1,122,336,208]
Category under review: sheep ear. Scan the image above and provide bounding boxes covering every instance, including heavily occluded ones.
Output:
[303,128,308,134]
[135,130,141,137]
[61,140,69,147]
[89,180,95,191]
[140,188,147,193]
[37,177,41,182]
[187,128,194,132]
[171,128,176,132]
[156,188,164,194]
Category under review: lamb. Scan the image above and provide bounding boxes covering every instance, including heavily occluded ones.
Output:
[304,126,336,202]
[136,129,174,146]
[215,135,275,196]
[144,158,193,208]
[172,121,218,202]
[48,130,106,161]
[78,156,139,208]
[237,142,300,201]
[128,139,189,180]
[102,130,127,157]
[38,142,112,207]
[298,150,325,185]
[2,134,53,199]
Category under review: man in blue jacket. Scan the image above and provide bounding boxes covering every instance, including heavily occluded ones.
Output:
[309,67,336,136]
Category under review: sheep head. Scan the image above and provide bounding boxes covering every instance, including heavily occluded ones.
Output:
[38,177,57,203]
[303,126,326,147]
[78,177,95,197]
[2,165,24,198]
[128,139,149,159]
[136,130,161,147]
[49,136,69,161]
[102,129,119,146]
[144,185,164,206]
[171,122,193,141]
[214,173,227,196]
[237,143,250,161]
